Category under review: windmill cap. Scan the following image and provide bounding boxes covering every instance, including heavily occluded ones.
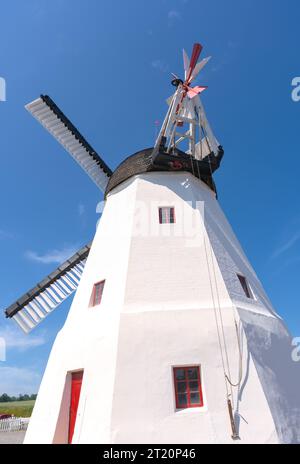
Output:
[104,146,224,198]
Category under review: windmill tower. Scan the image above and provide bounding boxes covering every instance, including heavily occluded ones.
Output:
[4,44,300,444]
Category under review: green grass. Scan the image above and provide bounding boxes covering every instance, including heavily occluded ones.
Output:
[0,400,35,418]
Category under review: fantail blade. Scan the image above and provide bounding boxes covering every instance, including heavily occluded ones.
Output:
[190,56,211,82]
[183,49,190,80]
[186,43,203,82]
[187,85,208,99]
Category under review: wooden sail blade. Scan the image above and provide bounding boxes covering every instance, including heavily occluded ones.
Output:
[4,243,92,333]
[25,96,112,192]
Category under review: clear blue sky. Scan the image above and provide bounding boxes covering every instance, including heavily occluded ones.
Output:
[0,0,299,395]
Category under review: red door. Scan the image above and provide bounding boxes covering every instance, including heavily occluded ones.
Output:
[68,371,83,444]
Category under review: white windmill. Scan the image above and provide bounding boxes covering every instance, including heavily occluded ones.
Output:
[4,43,300,444]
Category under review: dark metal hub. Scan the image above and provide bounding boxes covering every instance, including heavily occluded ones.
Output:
[171,78,184,87]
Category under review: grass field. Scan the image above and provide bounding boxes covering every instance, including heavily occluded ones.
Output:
[0,400,35,418]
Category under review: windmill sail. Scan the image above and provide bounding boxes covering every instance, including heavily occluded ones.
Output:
[25,96,112,192]
[4,242,91,333]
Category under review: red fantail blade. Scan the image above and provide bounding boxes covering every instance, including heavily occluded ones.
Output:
[186,43,203,83]
[187,85,208,99]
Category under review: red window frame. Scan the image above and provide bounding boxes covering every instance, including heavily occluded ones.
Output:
[237,274,253,299]
[91,280,105,307]
[173,366,204,409]
[158,207,175,224]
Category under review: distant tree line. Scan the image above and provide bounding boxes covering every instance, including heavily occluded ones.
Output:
[0,393,37,402]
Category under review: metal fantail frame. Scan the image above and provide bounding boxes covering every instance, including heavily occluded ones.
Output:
[153,43,219,162]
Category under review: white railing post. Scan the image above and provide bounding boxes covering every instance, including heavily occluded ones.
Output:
[0,417,29,432]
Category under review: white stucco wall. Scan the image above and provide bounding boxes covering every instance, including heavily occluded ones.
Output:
[24,172,299,444]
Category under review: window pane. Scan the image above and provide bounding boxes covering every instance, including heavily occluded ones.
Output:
[189,380,199,391]
[177,394,187,407]
[95,286,101,303]
[160,208,165,224]
[158,208,163,224]
[177,381,187,393]
[175,369,185,380]
[174,366,203,410]
[93,281,105,306]
[164,209,169,223]
[237,274,252,299]
[190,392,200,405]
[159,207,175,224]
[169,208,175,224]
[166,209,171,223]
[187,368,198,380]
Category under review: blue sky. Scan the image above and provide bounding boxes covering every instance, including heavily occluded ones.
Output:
[0,0,299,395]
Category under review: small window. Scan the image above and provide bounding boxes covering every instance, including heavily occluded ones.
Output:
[173,366,203,409]
[237,274,252,299]
[159,207,175,224]
[92,280,105,306]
